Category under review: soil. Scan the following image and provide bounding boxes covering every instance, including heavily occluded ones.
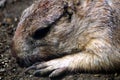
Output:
[0,0,120,80]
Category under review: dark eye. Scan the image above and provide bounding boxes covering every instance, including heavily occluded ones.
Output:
[32,26,51,40]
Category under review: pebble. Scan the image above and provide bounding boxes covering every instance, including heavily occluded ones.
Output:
[0,55,4,58]
[11,24,14,28]
[0,22,2,27]
[12,68,16,72]
[0,43,2,45]
[4,59,9,63]
[94,74,101,77]
[3,18,12,24]
[0,68,5,72]
[0,0,6,8]
[1,61,4,64]
[4,63,9,67]
[14,17,18,22]
[114,73,118,77]
[29,75,33,77]
[0,77,2,80]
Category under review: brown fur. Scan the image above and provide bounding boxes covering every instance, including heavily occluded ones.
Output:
[12,0,120,75]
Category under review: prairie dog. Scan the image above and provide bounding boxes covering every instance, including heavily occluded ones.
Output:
[12,0,120,77]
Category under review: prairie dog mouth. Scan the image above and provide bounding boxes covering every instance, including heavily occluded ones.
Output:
[16,47,82,67]
[16,54,41,67]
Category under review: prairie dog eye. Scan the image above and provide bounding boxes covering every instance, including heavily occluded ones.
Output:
[32,26,51,40]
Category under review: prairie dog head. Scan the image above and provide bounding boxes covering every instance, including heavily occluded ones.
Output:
[12,0,79,67]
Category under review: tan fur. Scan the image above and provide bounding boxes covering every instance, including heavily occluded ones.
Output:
[12,0,120,74]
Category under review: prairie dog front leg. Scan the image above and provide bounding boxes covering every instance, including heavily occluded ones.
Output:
[25,38,119,77]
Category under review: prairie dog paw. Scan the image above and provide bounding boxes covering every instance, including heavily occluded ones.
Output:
[24,59,71,77]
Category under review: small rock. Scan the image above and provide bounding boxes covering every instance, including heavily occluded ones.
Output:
[0,54,4,58]
[0,43,2,45]
[0,0,6,8]
[1,61,4,64]
[114,73,118,77]
[4,18,12,24]
[29,75,33,77]
[94,74,101,77]
[4,60,9,63]
[4,63,9,67]
[12,68,16,72]
[0,22,2,27]
[14,17,18,22]
[0,76,2,80]
[11,24,14,28]
[1,18,12,27]
[0,68,5,72]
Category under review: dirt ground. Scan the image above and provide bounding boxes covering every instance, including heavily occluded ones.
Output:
[0,0,120,80]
